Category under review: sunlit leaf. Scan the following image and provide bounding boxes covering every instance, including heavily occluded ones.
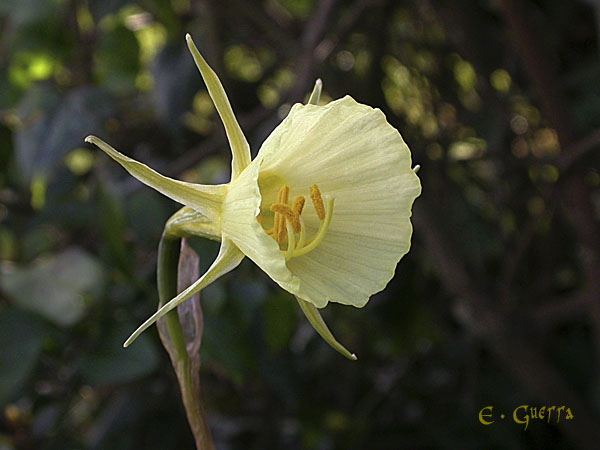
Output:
[95,24,141,93]
[0,247,104,327]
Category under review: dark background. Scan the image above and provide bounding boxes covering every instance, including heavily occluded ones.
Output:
[1,0,600,449]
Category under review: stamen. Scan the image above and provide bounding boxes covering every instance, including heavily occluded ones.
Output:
[297,216,306,249]
[273,185,289,243]
[278,186,289,242]
[292,196,305,216]
[293,196,334,258]
[279,185,289,204]
[277,219,287,243]
[273,212,281,242]
[309,184,325,220]
[284,220,296,261]
[264,184,332,261]
[270,203,300,233]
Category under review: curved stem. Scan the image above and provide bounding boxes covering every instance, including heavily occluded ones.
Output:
[157,234,215,450]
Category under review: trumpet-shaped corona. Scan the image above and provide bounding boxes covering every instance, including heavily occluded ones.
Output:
[86,34,421,359]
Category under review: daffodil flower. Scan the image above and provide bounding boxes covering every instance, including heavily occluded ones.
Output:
[86,34,421,360]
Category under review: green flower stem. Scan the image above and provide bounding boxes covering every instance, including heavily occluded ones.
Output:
[157,234,214,450]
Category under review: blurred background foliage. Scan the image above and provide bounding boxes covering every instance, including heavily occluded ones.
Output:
[1,0,600,449]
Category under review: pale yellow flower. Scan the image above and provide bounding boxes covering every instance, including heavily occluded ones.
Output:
[86,34,421,359]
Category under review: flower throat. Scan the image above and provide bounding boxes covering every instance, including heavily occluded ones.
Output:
[260,184,333,261]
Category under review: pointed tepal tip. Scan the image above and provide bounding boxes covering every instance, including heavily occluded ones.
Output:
[185,34,198,53]
[413,164,421,173]
[350,353,358,361]
[84,135,94,144]
[315,78,322,86]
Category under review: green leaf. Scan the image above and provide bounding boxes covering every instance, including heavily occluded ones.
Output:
[95,24,141,93]
[0,307,46,406]
[262,294,297,353]
[0,0,54,26]
[97,185,132,275]
[151,40,199,134]
[0,247,104,327]
[15,86,113,184]
[202,312,254,386]
[80,322,159,386]
[88,0,129,21]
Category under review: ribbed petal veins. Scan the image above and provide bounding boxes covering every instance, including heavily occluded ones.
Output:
[90,35,420,357]
[251,96,421,308]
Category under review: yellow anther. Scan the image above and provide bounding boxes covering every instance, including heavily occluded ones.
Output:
[278,186,289,242]
[309,184,325,220]
[292,196,305,216]
[273,185,289,243]
[270,203,300,233]
[278,185,289,204]
[264,184,332,260]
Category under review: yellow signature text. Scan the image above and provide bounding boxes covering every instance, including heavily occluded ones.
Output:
[478,405,574,430]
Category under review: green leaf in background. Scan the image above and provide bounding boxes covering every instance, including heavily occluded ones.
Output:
[126,189,171,245]
[0,307,46,406]
[95,24,141,93]
[151,42,199,133]
[262,293,297,354]
[80,322,160,386]
[0,0,54,26]
[14,86,113,185]
[12,84,61,182]
[202,312,255,386]
[87,0,129,22]
[0,247,104,327]
[97,185,133,276]
[1,1,599,448]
